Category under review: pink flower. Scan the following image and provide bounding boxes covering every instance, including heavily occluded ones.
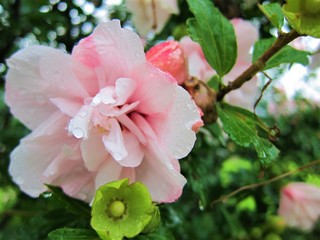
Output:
[180,18,259,110]
[278,182,320,231]
[5,20,201,203]
[146,40,188,85]
[126,0,179,36]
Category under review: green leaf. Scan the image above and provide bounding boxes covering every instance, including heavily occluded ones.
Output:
[252,38,309,69]
[217,103,279,166]
[48,228,99,240]
[186,0,237,76]
[258,3,284,30]
[45,185,91,218]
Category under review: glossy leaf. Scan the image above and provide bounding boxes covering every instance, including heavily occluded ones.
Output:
[217,103,279,166]
[186,0,237,76]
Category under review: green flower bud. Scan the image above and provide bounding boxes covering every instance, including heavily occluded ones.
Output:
[282,0,320,37]
[91,179,160,240]
[266,215,286,234]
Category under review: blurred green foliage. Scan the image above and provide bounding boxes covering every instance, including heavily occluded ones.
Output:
[0,0,320,239]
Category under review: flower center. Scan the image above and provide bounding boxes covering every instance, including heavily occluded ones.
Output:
[109,200,126,218]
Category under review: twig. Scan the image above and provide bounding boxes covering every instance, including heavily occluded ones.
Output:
[217,29,302,101]
[210,159,320,207]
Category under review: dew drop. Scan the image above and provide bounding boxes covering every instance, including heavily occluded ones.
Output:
[113,152,122,161]
[187,103,194,110]
[72,127,85,138]
[92,96,101,106]
[79,110,88,117]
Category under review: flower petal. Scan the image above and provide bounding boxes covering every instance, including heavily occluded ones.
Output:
[131,63,176,114]
[115,77,137,105]
[147,86,200,159]
[8,112,71,197]
[95,159,123,189]
[136,143,186,203]
[5,46,89,129]
[68,105,93,139]
[72,20,145,87]
[118,131,144,167]
[80,129,108,172]
[102,118,128,161]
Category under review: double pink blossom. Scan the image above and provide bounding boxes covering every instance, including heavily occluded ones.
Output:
[5,20,201,203]
[278,182,320,231]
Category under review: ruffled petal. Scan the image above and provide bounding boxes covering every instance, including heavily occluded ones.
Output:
[114,77,137,105]
[131,63,176,114]
[102,118,128,161]
[50,98,83,117]
[95,158,123,189]
[147,86,200,159]
[5,46,89,129]
[135,142,186,203]
[68,105,93,139]
[72,20,146,87]
[80,128,108,172]
[117,131,144,167]
[8,112,72,197]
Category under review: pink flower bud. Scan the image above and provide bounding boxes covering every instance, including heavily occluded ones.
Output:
[278,182,320,231]
[146,41,188,85]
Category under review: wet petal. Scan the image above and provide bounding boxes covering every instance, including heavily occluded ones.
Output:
[131,63,176,114]
[148,86,200,159]
[80,129,108,172]
[72,20,146,87]
[8,112,71,197]
[102,118,128,161]
[117,131,144,167]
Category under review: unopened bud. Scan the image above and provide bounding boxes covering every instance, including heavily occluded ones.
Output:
[146,41,188,85]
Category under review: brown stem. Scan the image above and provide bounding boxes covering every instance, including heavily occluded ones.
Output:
[217,29,302,101]
[210,159,320,207]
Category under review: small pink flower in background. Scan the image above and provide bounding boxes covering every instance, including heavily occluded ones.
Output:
[278,182,320,231]
[146,40,188,85]
[126,0,179,37]
[5,20,201,203]
[180,18,259,110]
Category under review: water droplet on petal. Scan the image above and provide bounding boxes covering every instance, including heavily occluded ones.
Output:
[92,96,101,106]
[113,152,122,161]
[72,127,85,138]
[79,110,88,117]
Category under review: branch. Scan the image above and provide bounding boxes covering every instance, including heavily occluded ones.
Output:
[210,159,320,207]
[217,29,302,101]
